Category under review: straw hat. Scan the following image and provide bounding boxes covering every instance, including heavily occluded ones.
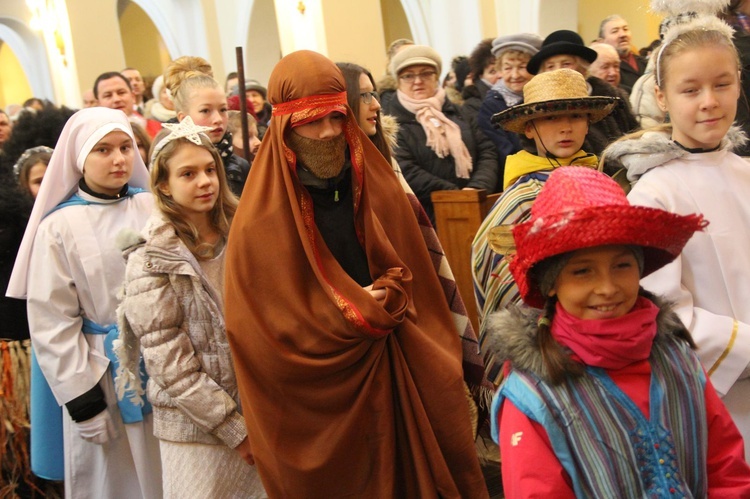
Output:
[491,68,618,134]
[508,167,706,308]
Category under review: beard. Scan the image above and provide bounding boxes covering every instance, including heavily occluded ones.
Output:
[287,132,347,179]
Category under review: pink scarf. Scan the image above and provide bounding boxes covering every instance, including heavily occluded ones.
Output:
[551,297,660,370]
[396,86,473,179]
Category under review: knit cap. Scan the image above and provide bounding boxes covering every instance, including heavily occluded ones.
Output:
[390,45,442,77]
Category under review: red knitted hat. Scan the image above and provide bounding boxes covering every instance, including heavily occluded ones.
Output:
[508,167,706,308]
[226,95,259,120]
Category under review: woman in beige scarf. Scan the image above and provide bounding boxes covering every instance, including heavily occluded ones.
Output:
[381,44,500,224]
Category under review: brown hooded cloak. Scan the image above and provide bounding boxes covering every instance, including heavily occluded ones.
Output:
[225,50,488,498]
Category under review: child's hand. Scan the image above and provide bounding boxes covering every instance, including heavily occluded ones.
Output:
[235,436,255,466]
[363,284,386,302]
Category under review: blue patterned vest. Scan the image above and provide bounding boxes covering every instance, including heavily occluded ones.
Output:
[493,335,708,498]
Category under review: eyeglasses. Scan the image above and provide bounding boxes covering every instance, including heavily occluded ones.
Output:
[399,70,438,84]
[360,91,379,104]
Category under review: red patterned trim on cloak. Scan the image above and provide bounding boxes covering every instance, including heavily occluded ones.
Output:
[344,119,364,226]
[293,144,389,340]
[272,92,348,126]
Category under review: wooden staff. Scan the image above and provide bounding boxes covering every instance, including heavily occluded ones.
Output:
[235,46,250,160]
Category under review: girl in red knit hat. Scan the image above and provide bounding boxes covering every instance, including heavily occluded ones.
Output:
[484,166,750,497]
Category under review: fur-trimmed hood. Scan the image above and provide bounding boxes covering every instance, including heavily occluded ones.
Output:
[483,292,692,383]
[380,113,399,152]
[603,125,748,183]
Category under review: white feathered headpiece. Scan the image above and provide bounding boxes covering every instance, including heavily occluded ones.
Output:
[652,0,730,16]
[652,0,735,84]
[652,0,734,44]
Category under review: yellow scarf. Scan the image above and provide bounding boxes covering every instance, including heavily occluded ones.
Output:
[503,149,599,189]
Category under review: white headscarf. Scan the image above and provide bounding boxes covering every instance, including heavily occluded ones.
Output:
[7,107,151,298]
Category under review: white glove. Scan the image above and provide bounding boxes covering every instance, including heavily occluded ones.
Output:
[75,410,117,445]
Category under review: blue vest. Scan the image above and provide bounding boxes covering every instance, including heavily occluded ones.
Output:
[491,336,708,498]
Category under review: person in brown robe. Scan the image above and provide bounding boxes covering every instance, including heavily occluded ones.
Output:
[224,50,488,498]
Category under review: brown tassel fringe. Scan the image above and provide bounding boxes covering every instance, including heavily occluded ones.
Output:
[0,339,45,498]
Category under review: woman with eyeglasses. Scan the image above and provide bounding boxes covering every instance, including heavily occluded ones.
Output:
[336,61,493,432]
[336,62,413,190]
[381,44,499,225]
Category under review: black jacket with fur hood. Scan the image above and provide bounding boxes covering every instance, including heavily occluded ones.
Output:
[483,291,693,384]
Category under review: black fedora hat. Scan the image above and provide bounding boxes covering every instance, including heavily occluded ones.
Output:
[527,30,598,75]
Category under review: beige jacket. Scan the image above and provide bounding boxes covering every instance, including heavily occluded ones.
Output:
[117,213,246,449]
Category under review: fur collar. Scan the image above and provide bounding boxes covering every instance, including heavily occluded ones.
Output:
[604,125,748,183]
[483,292,691,383]
[380,113,399,152]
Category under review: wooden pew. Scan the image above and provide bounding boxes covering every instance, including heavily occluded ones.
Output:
[431,189,500,333]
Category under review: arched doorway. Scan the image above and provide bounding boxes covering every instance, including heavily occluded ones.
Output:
[118,0,171,99]
[380,0,413,47]
[244,0,282,88]
[0,17,54,107]
[0,41,32,109]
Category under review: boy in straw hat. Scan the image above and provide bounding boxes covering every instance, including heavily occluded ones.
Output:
[472,68,617,384]
[484,166,750,496]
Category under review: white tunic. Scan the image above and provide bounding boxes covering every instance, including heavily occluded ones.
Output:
[27,189,162,499]
[628,149,750,457]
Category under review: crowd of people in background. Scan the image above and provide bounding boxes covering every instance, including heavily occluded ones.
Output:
[2,0,750,497]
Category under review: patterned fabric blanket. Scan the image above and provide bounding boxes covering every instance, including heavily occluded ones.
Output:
[472,171,552,385]
[406,192,495,422]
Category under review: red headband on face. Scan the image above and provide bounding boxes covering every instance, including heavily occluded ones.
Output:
[272,91,348,127]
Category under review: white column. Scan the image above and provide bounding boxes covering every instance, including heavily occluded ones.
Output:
[131,0,211,60]
[537,0,577,37]
[206,0,284,87]
[399,0,484,79]
[494,0,578,38]
[26,0,80,106]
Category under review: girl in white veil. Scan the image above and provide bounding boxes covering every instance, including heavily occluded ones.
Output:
[7,107,162,499]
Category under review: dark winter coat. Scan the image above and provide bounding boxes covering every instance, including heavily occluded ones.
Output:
[224,153,250,198]
[477,89,522,183]
[256,102,272,128]
[383,95,500,224]
[619,53,648,94]
[460,79,492,130]
[586,76,640,161]
[0,167,32,341]
[375,74,399,115]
